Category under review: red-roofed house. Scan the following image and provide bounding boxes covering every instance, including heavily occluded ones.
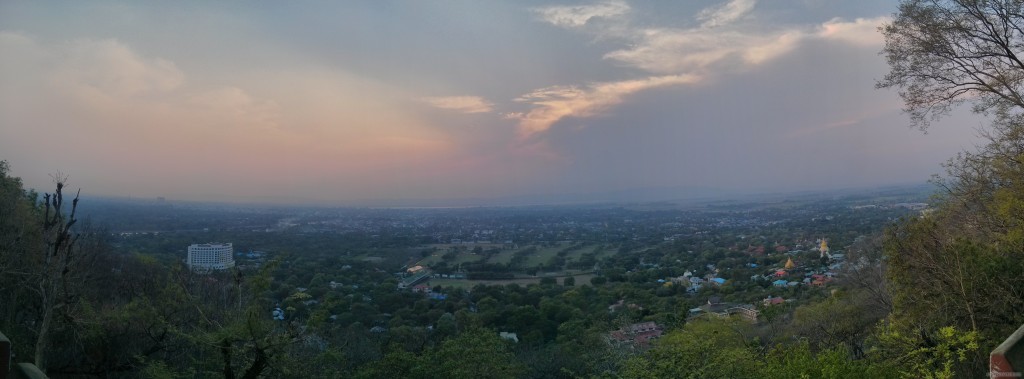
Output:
[609,322,664,347]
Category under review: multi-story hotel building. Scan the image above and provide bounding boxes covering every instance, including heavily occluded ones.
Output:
[187,242,235,271]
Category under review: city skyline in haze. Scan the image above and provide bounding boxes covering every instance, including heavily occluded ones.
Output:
[0,1,984,205]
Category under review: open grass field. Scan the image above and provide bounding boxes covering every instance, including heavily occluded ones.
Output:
[522,245,563,267]
[429,273,596,289]
[414,242,611,271]
[563,244,599,261]
[485,249,517,265]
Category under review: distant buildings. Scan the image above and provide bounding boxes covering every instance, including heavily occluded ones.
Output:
[689,297,760,322]
[609,321,664,347]
[187,242,235,271]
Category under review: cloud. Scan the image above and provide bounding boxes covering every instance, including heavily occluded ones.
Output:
[511,1,888,141]
[511,74,700,137]
[603,8,886,75]
[420,95,494,113]
[697,0,757,28]
[52,39,184,97]
[604,28,803,74]
[515,0,789,138]
[532,1,630,29]
[816,17,888,47]
[603,0,800,75]
[1,32,464,201]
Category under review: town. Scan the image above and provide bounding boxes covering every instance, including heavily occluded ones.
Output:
[80,186,925,368]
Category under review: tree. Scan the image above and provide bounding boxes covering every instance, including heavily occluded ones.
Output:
[428,328,522,379]
[879,2,1024,375]
[878,0,1024,131]
[0,161,39,284]
[621,319,761,379]
[32,175,83,371]
[0,162,43,368]
[763,341,898,379]
[787,295,879,357]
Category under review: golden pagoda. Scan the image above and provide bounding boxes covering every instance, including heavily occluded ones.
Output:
[820,238,830,259]
[784,257,795,269]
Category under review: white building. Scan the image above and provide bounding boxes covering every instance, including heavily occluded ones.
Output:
[187,242,235,271]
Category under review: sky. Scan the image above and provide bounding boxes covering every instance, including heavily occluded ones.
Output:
[0,1,985,205]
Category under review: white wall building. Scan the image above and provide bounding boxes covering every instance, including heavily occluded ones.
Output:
[187,242,235,271]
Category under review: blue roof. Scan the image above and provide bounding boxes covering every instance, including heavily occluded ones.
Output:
[773,279,788,285]
[711,278,726,284]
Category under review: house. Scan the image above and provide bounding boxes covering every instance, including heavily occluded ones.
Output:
[772,279,788,287]
[763,297,785,306]
[694,299,760,322]
[411,284,431,293]
[747,245,766,256]
[407,265,425,274]
[709,278,726,285]
[730,304,760,322]
[609,322,664,347]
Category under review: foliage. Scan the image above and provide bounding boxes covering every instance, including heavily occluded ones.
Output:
[872,324,981,378]
[763,341,897,379]
[879,1,1024,375]
[786,294,882,356]
[0,160,991,377]
[431,328,523,379]
[879,0,1024,131]
[621,319,761,379]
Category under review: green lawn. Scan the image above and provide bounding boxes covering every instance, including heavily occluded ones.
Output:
[522,245,563,267]
[430,272,596,289]
[486,249,517,265]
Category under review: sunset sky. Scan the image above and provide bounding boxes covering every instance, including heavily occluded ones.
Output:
[0,1,983,205]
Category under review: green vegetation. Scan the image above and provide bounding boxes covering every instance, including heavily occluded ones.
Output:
[0,154,979,377]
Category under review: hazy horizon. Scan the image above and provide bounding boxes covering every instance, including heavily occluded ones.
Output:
[67,181,934,209]
[1,1,982,205]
